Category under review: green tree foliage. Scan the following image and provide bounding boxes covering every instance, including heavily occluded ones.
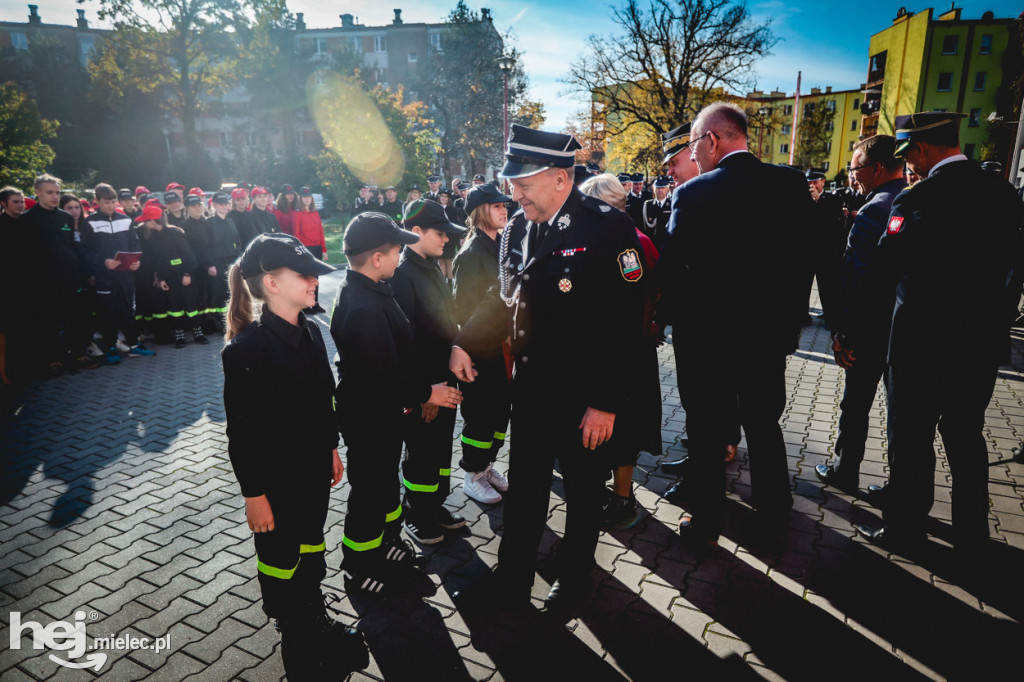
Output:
[416,1,543,176]
[0,81,58,188]
[793,100,836,170]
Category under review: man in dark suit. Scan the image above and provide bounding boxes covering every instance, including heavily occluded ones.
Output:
[657,102,814,546]
[816,135,906,492]
[807,169,847,327]
[450,124,645,613]
[856,112,1024,553]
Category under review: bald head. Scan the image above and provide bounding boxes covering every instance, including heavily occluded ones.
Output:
[690,102,750,172]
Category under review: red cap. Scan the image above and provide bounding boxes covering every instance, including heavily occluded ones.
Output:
[24,197,36,209]
[188,186,204,197]
[250,186,270,197]
[231,187,249,200]
[166,182,185,192]
[134,185,150,196]
[136,204,164,223]
[144,198,164,209]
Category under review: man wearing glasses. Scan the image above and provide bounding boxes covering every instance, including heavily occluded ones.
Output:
[815,135,906,493]
[657,102,814,548]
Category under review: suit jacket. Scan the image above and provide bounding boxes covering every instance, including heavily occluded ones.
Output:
[657,151,814,354]
[878,159,1024,366]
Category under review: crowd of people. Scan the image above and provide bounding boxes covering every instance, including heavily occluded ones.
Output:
[0,179,328,383]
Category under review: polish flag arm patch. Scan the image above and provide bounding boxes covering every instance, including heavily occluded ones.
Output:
[887,216,904,234]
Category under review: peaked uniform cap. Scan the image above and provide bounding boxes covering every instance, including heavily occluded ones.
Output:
[500,124,582,179]
[661,122,692,164]
[894,111,966,156]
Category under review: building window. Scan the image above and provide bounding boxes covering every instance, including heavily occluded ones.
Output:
[964,143,975,159]
[974,72,987,91]
[408,52,417,62]
[853,98,860,110]
[823,161,830,171]
[430,33,442,52]
[825,120,834,131]
[79,35,96,64]
[783,104,792,116]
[220,132,231,146]
[781,124,791,134]
[851,120,858,131]
[869,51,887,81]
[826,141,832,153]
[979,34,992,55]
[351,37,362,54]
[941,34,958,55]
[295,131,305,146]
[315,38,327,55]
[937,72,953,91]
[827,100,836,112]
[11,31,27,50]
[849,141,855,151]
[969,108,981,127]
[374,35,386,53]
[780,143,789,154]
[245,133,255,147]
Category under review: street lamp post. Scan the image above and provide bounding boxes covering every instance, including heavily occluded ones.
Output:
[162,128,172,167]
[497,55,515,191]
[757,106,772,161]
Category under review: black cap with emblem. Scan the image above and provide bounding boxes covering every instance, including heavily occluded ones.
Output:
[805,169,827,181]
[500,124,582,179]
[344,212,419,256]
[653,176,671,188]
[239,233,337,278]
[894,111,966,157]
[402,199,467,239]
[661,122,692,165]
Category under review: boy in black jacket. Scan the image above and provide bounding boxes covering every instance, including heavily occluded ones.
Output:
[330,212,462,593]
[391,200,467,544]
[205,192,242,331]
[138,205,205,347]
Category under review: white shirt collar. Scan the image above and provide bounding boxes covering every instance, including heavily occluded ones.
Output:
[928,154,968,177]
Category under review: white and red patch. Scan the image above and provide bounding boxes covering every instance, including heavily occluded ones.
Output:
[887,216,904,234]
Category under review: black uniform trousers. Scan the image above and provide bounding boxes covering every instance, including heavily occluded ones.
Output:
[256,475,330,620]
[884,356,997,545]
[495,397,608,590]
[340,411,405,566]
[458,357,511,473]
[402,404,458,515]
[97,272,137,351]
[674,335,792,538]
[46,288,92,364]
[207,257,234,317]
[835,341,889,475]
[152,279,199,332]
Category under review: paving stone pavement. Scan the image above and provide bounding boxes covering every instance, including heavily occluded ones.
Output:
[2,275,1024,681]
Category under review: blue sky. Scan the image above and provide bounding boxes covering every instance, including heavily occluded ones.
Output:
[4,1,1021,130]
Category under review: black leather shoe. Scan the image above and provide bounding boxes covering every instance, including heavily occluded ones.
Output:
[864,484,889,509]
[660,456,691,475]
[544,578,590,618]
[662,480,689,506]
[855,523,925,549]
[814,464,859,491]
[677,514,720,553]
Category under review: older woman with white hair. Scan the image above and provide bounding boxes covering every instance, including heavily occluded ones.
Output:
[578,173,663,528]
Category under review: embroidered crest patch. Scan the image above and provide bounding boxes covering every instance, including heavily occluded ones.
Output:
[558,278,572,292]
[599,205,611,213]
[618,249,643,282]
[887,216,904,234]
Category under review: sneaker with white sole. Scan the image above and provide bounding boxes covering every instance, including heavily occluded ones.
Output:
[485,464,509,493]
[115,339,131,354]
[129,344,156,357]
[404,516,444,545]
[463,469,502,504]
[437,506,467,530]
[86,342,105,359]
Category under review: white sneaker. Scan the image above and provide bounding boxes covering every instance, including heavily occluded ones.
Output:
[115,339,132,354]
[85,342,104,359]
[485,465,509,493]
[463,470,502,504]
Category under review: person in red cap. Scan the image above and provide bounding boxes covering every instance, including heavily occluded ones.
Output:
[249,186,279,237]
[291,187,328,314]
[165,182,185,203]
[188,186,204,198]
[272,184,298,235]
[137,205,205,347]
[134,186,150,198]
[229,187,256,246]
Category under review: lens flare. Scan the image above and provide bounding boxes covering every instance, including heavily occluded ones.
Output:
[308,70,405,185]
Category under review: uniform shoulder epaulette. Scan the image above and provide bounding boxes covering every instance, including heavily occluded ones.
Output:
[580,194,614,214]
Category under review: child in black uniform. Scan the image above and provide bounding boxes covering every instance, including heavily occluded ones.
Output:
[221,233,367,679]
[331,212,462,593]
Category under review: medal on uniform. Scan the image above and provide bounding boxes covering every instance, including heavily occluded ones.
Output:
[558,278,572,293]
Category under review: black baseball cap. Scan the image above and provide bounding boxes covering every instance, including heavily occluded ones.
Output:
[402,199,467,238]
[279,184,295,194]
[465,183,511,214]
[117,188,133,200]
[344,212,419,256]
[185,194,203,207]
[211,192,230,204]
[164,191,182,203]
[239,233,336,279]
[298,186,313,197]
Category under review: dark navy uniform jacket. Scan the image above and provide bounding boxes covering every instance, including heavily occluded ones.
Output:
[455,187,645,417]
[390,248,459,386]
[833,177,907,351]
[641,197,672,248]
[222,307,338,498]
[453,230,505,362]
[878,159,1024,366]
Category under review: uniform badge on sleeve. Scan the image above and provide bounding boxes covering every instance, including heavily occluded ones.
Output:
[887,216,904,234]
[618,249,643,282]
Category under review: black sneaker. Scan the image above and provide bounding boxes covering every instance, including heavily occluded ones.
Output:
[192,326,208,344]
[404,516,444,545]
[316,593,370,672]
[601,493,639,529]
[382,535,427,568]
[437,506,467,530]
[341,563,388,594]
